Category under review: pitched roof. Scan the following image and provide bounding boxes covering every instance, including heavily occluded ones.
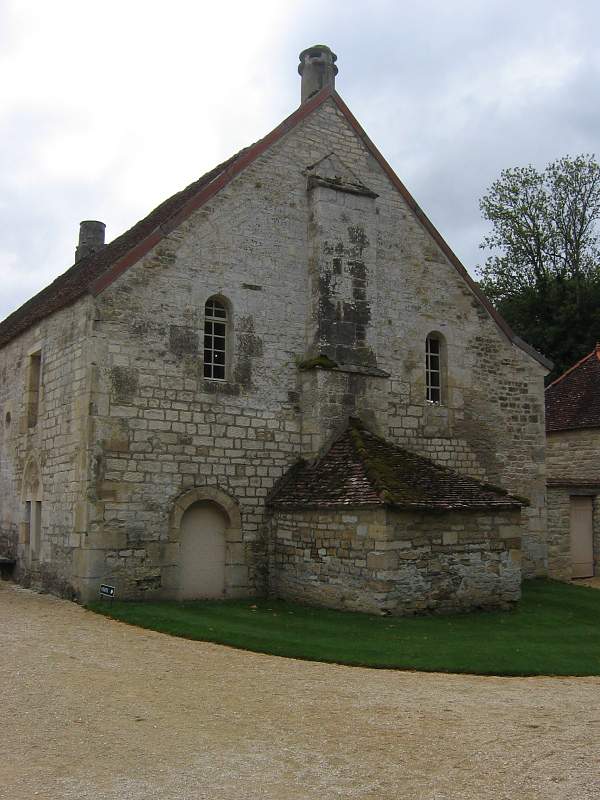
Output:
[545,345,600,432]
[268,419,523,512]
[0,88,550,369]
[0,148,248,349]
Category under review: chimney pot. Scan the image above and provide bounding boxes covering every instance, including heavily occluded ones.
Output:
[76,220,106,261]
[298,45,338,104]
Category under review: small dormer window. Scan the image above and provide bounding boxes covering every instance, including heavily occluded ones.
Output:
[203,297,228,380]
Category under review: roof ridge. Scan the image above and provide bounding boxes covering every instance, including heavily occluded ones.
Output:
[346,419,387,500]
[546,348,596,391]
[0,84,550,369]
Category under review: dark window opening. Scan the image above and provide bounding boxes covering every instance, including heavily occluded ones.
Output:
[27,352,42,427]
[204,298,228,380]
[426,336,442,404]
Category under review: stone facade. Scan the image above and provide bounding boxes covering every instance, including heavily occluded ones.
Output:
[269,507,522,615]
[0,61,549,609]
[546,428,600,579]
[0,298,92,596]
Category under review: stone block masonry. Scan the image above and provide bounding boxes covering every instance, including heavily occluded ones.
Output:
[269,507,522,615]
[0,88,548,605]
[546,428,600,579]
[0,296,93,597]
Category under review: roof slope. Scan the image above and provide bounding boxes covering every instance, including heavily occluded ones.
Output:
[0,87,550,368]
[0,149,247,349]
[545,345,600,432]
[268,419,523,511]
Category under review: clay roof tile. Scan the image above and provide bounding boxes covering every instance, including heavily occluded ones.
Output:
[267,418,523,512]
[545,348,600,432]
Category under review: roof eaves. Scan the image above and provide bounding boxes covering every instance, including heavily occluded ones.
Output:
[511,334,553,371]
[267,498,384,510]
[547,421,600,433]
[547,479,600,489]
[388,500,522,512]
[268,498,521,512]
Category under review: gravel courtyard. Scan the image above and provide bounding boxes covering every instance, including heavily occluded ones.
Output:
[2,582,599,800]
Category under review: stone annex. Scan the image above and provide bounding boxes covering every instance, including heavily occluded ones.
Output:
[0,46,555,613]
[545,346,600,581]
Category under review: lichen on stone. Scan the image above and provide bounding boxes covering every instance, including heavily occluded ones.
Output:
[298,354,339,371]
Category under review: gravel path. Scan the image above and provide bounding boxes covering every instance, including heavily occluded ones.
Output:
[2,582,600,800]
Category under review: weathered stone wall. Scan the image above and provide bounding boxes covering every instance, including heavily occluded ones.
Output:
[1,95,548,602]
[83,170,308,599]
[0,297,93,597]
[546,488,572,580]
[79,96,547,598]
[546,429,600,579]
[269,507,522,615]
[546,428,600,483]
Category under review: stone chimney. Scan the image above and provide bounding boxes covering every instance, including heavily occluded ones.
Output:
[75,220,105,261]
[298,45,338,103]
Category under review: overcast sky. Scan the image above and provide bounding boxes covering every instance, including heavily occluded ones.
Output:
[1,0,599,320]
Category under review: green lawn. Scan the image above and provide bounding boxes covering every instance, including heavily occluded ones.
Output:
[87,579,600,676]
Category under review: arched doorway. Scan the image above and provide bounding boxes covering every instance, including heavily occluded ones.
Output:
[179,501,228,599]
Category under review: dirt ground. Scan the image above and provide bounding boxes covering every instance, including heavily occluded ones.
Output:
[2,583,600,800]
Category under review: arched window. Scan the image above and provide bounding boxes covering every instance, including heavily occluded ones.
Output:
[203,297,228,380]
[425,333,446,404]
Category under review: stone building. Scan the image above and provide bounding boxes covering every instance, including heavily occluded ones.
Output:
[0,46,551,613]
[546,346,600,580]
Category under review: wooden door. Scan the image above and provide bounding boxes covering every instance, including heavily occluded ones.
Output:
[570,496,594,578]
[179,502,227,599]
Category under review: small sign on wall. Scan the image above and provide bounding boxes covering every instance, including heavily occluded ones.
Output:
[99,584,115,598]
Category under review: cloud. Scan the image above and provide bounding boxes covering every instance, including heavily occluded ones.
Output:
[1,0,599,319]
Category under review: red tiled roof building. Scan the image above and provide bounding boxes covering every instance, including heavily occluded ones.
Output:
[545,346,600,580]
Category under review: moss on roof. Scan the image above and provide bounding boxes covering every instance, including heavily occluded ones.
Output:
[268,418,524,512]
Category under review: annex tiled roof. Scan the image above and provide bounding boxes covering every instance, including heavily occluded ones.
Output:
[268,419,523,511]
[545,345,600,432]
[0,87,550,369]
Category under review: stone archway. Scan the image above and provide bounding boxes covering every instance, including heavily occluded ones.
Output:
[169,487,243,600]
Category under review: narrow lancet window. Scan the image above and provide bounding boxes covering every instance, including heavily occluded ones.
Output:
[27,351,42,427]
[203,298,228,380]
[426,334,442,403]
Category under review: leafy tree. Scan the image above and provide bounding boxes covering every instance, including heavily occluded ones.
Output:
[477,155,600,380]
[493,279,600,380]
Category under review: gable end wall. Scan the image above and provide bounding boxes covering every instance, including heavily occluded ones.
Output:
[80,97,547,598]
[0,96,548,602]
